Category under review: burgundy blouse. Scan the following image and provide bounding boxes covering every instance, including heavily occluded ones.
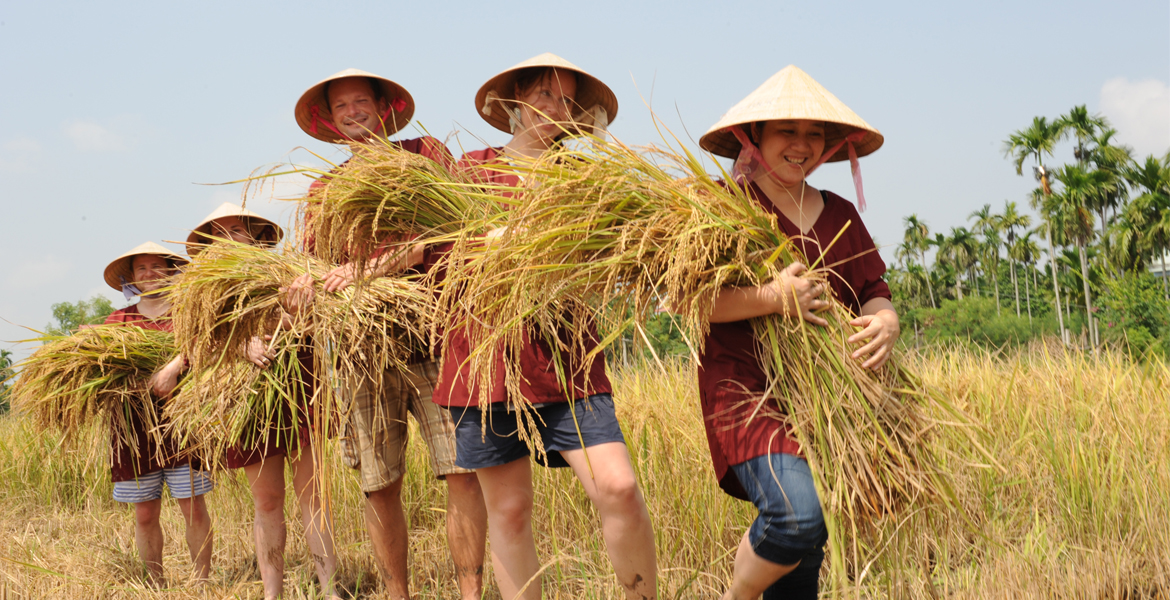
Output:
[103,305,187,482]
[698,182,891,499]
[432,147,612,408]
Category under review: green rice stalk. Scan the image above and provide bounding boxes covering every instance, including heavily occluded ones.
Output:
[7,325,176,464]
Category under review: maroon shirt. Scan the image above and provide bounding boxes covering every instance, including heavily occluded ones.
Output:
[432,147,612,408]
[104,305,187,482]
[699,182,891,499]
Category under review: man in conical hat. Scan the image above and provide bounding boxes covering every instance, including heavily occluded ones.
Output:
[287,69,487,600]
[696,65,898,599]
[102,242,214,585]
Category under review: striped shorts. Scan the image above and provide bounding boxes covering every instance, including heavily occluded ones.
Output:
[112,464,215,503]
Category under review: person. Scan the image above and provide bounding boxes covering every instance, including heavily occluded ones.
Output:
[186,203,343,600]
[695,65,899,599]
[434,53,656,600]
[286,69,487,600]
[100,241,213,586]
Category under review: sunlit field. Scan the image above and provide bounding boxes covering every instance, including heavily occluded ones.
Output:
[1,344,1168,599]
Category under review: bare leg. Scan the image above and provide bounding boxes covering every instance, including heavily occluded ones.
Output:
[175,494,213,581]
[445,472,487,599]
[476,458,540,600]
[561,443,657,600]
[721,533,798,600]
[133,498,165,586]
[364,478,409,599]
[244,459,286,600]
[290,449,342,600]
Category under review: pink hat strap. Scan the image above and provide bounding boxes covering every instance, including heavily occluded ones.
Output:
[810,130,870,212]
[729,126,870,212]
[308,99,406,141]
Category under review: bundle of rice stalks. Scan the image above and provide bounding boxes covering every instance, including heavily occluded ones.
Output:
[8,325,176,457]
[164,240,434,461]
[297,139,504,267]
[437,139,985,577]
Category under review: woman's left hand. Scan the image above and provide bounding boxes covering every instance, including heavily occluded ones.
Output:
[847,309,900,370]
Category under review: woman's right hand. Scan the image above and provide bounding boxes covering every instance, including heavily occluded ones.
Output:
[280,273,315,314]
[245,335,275,369]
[764,262,830,326]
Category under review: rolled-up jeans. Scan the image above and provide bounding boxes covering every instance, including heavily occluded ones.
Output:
[730,452,828,596]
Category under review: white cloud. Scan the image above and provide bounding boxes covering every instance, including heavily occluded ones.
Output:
[1100,77,1170,159]
[6,255,71,291]
[63,120,128,152]
[0,136,42,173]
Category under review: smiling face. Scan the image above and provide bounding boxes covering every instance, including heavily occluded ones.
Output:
[513,69,578,144]
[326,77,389,141]
[754,119,827,187]
[208,216,255,245]
[130,254,173,294]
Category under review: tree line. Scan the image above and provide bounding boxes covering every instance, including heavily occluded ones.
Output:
[889,105,1170,354]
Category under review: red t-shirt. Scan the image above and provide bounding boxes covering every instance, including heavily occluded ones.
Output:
[103,305,187,482]
[432,147,612,407]
[699,182,891,499]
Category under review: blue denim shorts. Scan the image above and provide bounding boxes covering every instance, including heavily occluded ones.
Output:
[730,453,827,566]
[447,394,626,470]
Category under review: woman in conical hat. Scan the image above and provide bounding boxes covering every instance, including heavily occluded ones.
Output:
[433,53,656,600]
[696,65,899,599]
[102,242,215,584]
[184,204,343,600]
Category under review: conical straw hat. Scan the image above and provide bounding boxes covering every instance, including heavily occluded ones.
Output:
[475,52,618,135]
[186,202,284,256]
[295,68,416,143]
[103,241,188,291]
[700,65,883,162]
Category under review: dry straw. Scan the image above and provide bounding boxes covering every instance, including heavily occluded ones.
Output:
[8,325,176,459]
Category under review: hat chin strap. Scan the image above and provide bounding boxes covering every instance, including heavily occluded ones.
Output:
[729,127,869,212]
[308,98,406,141]
[118,275,143,301]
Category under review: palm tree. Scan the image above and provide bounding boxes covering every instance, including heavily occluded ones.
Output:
[1012,231,1041,325]
[1053,164,1113,347]
[968,203,1003,312]
[902,214,937,308]
[1006,116,1067,341]
[939,227,978,300]
[1125,154,1170,298]
[1000,200,1032,316]
[1059,105,1106,166]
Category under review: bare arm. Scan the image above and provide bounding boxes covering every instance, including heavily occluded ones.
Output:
[705,262,830,326]
[321,242,427,293]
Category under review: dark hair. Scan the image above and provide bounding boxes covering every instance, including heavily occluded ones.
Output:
[323,76,384,107]
[512,67,579,101]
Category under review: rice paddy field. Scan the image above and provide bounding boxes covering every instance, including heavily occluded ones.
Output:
[1,343,1168,599]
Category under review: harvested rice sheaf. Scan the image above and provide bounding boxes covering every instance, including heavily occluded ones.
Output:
[163,240,435,462]
[298,139,502,267]
[8,325,176,453]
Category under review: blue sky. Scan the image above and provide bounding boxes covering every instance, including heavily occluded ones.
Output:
[1,0,1167,359]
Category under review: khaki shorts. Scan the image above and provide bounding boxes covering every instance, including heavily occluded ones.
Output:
[340,360,471,492]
